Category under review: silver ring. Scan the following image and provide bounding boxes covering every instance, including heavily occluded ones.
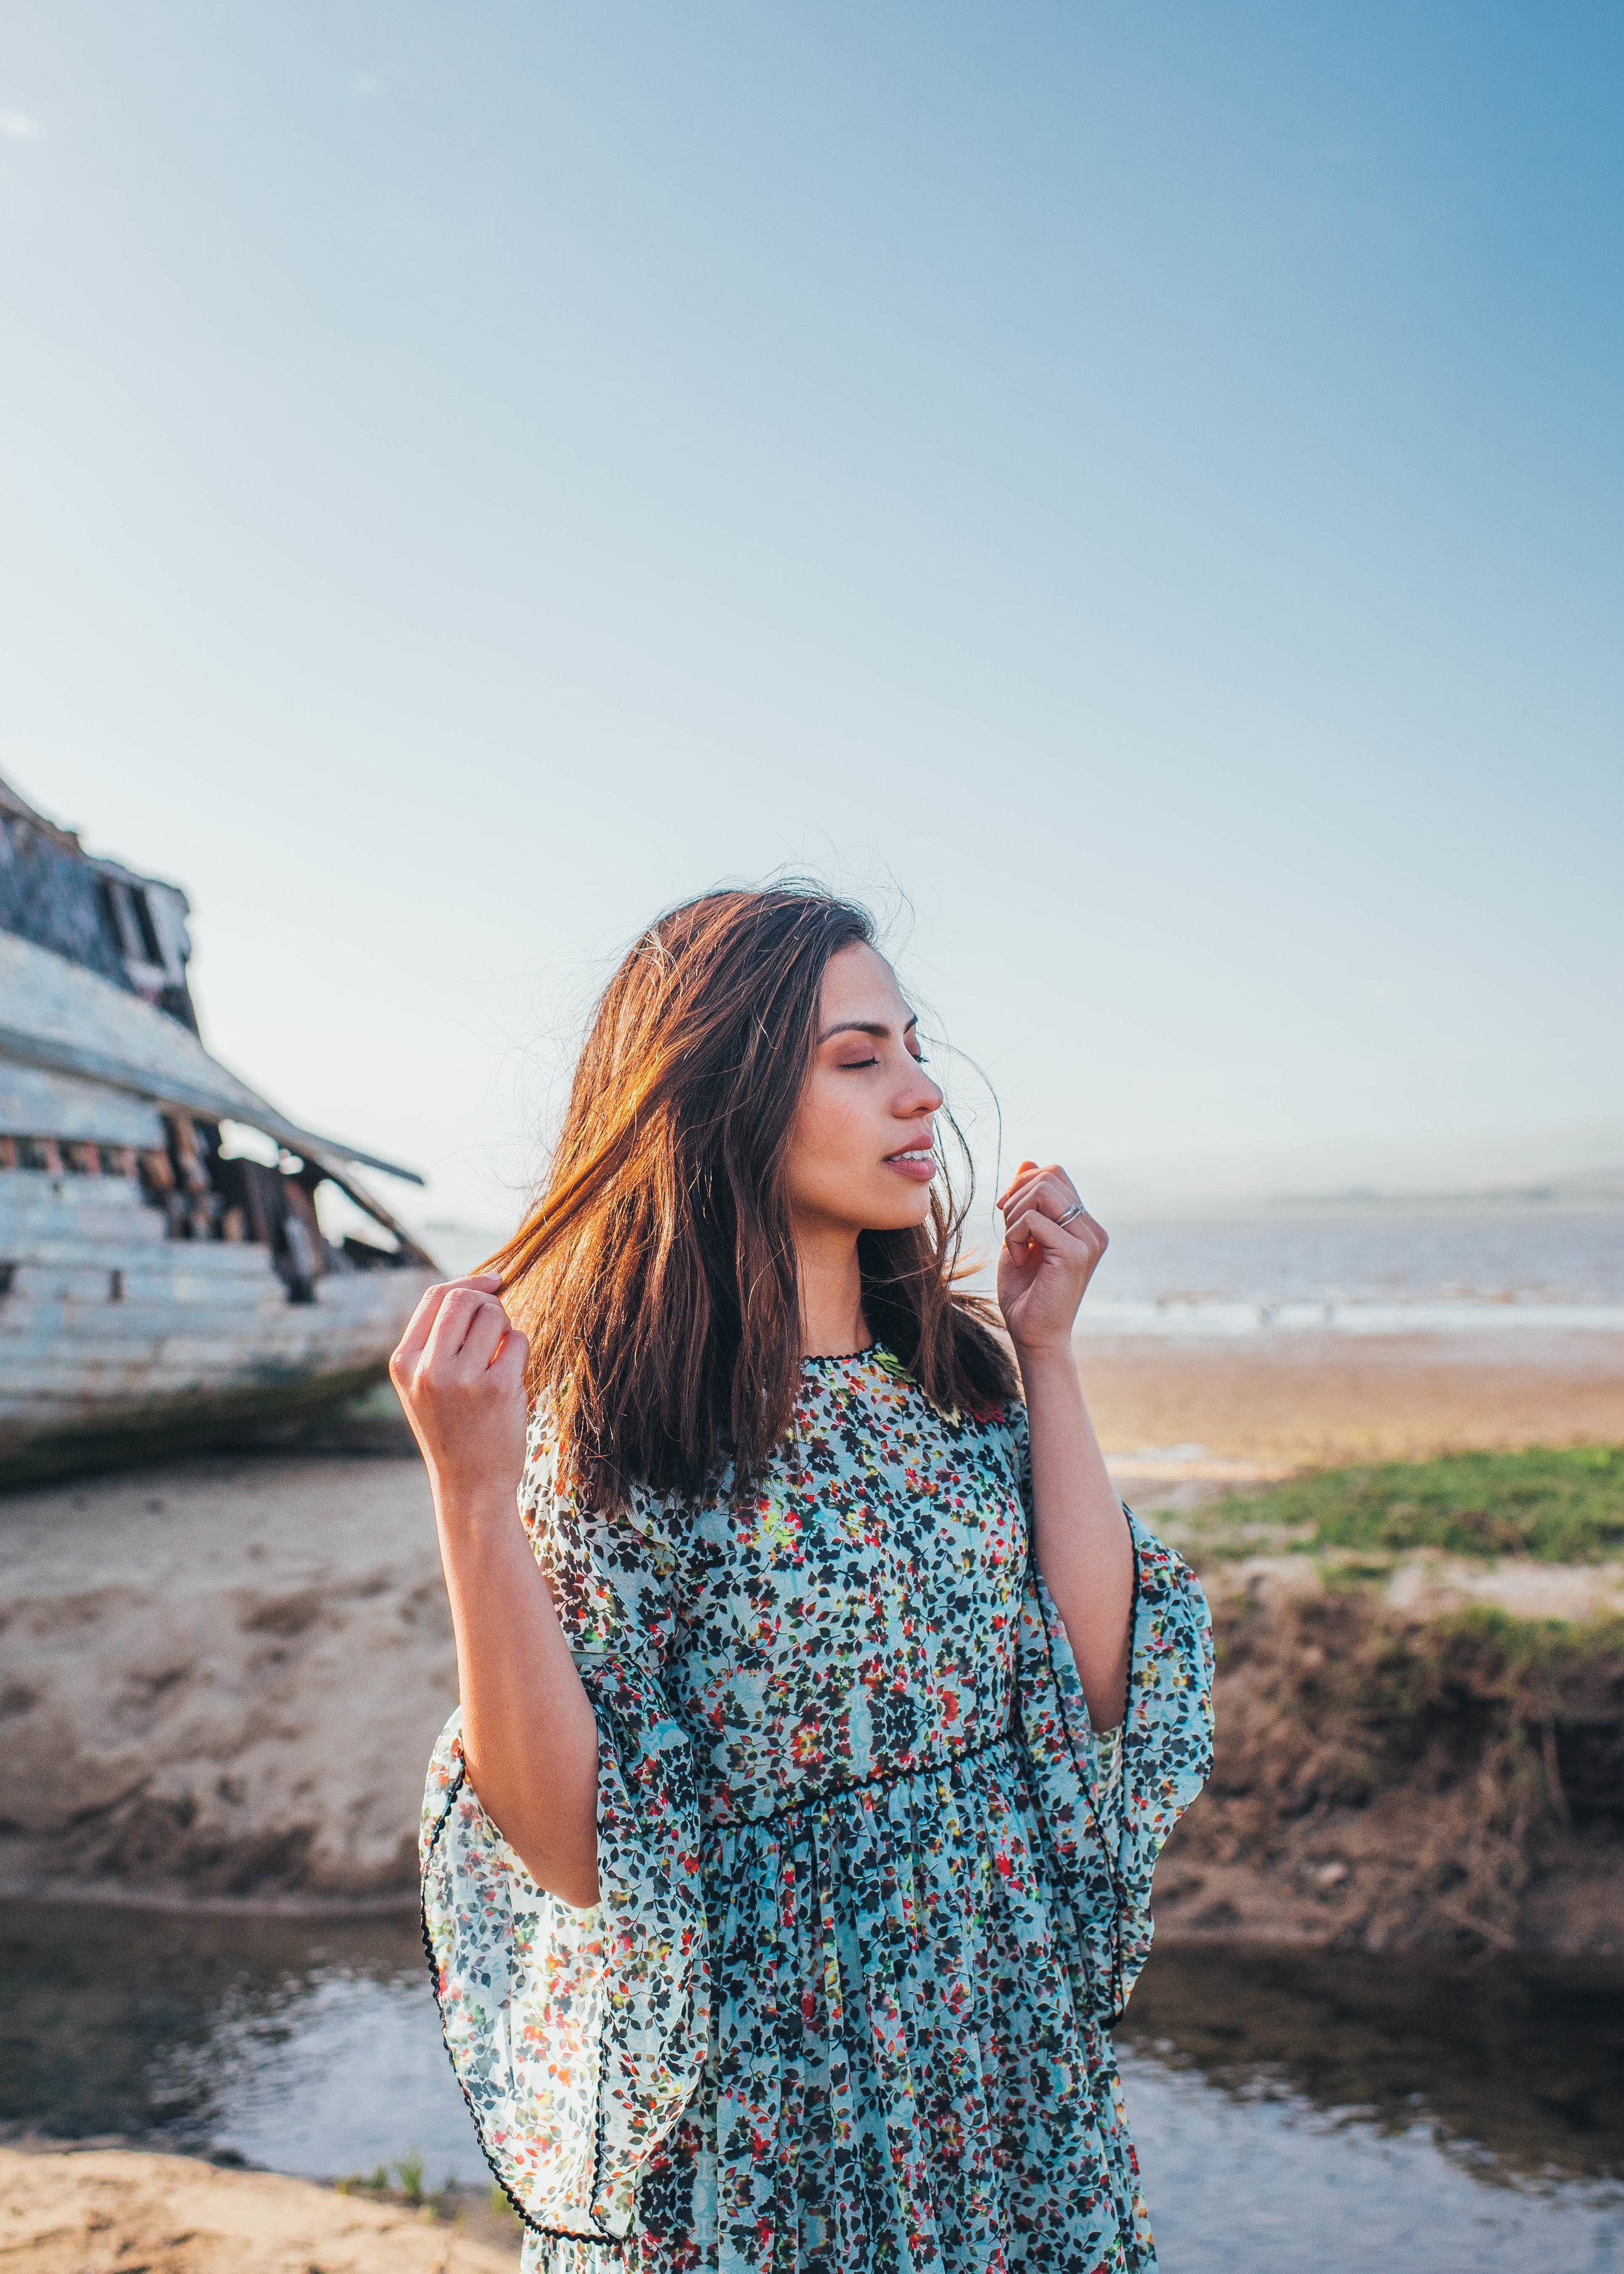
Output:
[1055,1201,1087,1228]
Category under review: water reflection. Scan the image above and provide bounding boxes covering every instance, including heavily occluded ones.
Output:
[3,1901,1622,2268]
[1121,1941,1624,2185]
[0,1900,477,2179]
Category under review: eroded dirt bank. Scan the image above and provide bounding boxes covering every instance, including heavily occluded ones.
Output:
[0,1450,455,1900]
[1153,1570,1624,1957]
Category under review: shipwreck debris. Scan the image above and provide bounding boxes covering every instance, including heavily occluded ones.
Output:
[0,773,438,1483]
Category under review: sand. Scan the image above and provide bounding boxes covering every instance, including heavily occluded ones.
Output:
[1081,1328,1624,1469]
[0,1446,453,1900]
[0,2147,518,2271]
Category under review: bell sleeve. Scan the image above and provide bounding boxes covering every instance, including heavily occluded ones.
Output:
[420,1413,709,2254]
[1008,1401,1214,2023]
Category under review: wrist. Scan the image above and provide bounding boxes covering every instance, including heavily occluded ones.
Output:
[1012,1336,1081,1385]
[431,1472,523,1539]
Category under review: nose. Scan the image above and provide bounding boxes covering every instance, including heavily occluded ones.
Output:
[902,1062,944,1119]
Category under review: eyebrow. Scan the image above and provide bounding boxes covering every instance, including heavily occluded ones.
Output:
[819,1012,919,1043]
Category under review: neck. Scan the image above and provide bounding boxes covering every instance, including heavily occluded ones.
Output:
[794,1220,869,1357]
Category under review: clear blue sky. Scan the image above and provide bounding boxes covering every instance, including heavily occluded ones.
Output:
[2,4,1619,1231]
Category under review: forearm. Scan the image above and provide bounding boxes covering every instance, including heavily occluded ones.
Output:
[435,1488,602,1906]
[1019,1346,1134,1730]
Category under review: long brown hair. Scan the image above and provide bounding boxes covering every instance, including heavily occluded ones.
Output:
[488,884,1016,1508]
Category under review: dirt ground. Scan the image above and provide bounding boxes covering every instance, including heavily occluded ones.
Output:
[0,1446,453,1901]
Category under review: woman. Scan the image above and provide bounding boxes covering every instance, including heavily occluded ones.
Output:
[394,885,1212,2274]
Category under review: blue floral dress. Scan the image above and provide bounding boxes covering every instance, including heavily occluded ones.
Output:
[421,1346,1212,2273]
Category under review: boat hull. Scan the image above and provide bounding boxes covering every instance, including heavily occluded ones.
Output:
[0,1168,435,1485]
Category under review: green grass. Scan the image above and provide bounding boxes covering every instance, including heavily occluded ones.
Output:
[1190,1444,1624,1565]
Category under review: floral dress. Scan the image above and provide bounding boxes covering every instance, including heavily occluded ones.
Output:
[421,1346,1213,2274]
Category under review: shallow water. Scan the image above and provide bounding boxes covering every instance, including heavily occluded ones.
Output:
[1117,1945,1624,2271]
[3,1902,1621,2267]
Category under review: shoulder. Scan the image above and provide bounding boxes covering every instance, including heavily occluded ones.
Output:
[910,1371,1029,1487]
[518,1399,684,1583]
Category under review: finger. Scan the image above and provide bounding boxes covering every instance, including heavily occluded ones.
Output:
[457,1297,511,1375]
[998,1160,1074,1207]
[998,1173,1047,1218]
[422,1287,509,1371]
[1000,1166,1078,1221]
[1005,1207,1087,1260]
[444,1289,511,1366]
[391,1280,459,1373]
[392,1273,506,1370]
[996,1158,1041,1212]
[488,1325,531,1387]
[1037,1206,1106,1267]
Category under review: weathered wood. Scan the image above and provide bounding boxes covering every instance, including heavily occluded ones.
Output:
[0,1157,433,1474]
[0,1062,166,1149]
[1,786,440,1479]
[0,1358,403,1484]
[1,931,424,1184]
[3,1257,279,1301]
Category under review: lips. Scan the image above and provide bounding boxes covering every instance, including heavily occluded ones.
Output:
[884,1143,937,1183]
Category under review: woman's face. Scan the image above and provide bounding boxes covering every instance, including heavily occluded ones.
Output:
[784,942,945,1238]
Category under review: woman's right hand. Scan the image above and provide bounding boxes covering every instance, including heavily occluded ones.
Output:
[389,1273,530,1512]
[396,1277,599,1904]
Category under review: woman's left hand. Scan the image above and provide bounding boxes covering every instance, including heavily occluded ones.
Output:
[996,1159,1108,1359]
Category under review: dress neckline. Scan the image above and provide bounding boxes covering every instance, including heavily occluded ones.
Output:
[802,1341,883,1366]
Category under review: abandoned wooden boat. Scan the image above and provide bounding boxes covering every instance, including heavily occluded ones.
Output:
[0,774,439,1483]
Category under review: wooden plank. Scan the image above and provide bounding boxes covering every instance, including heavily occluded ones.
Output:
[1,1260,279,1302]
[0,1064,165,1148]
[0,1300,285,1347]
[0,1239,262,1273]
[1,932,425,1184]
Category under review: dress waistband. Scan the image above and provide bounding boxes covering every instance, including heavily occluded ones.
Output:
[713,1723,1021,1833]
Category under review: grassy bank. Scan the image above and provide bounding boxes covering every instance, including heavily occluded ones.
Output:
[1150,1446,1624,1955]
[1184,1442,1624,1566]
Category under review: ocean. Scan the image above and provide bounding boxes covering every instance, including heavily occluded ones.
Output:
[1071,1207,1624,1338]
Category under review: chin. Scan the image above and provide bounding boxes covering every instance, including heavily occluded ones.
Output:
[860,1187,937,1235]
